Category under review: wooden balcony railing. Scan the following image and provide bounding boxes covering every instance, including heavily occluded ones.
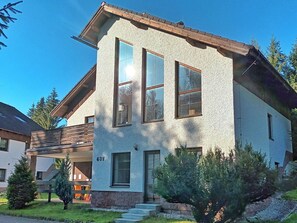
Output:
[31,123,94,149]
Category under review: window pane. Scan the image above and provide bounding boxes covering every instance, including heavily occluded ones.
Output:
[0,138,8,151]
[146,53,164,87]
[85,116,94,124]
[179,65,201,92]
[116,83,132,125]
[119,41,134,83]
[0,169,5,181]
[113,153,130,185]
[178,92,201,117]
[145,87,164,122]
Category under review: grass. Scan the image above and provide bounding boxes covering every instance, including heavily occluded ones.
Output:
[36,192,59,200]
[0,201,121,223]
[282,188,297,200]
[284,213,297,223]
[0,198,7,203]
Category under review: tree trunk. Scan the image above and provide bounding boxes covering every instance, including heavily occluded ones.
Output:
[63,202,68,210]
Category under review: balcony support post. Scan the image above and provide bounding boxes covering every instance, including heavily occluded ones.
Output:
[28,155,37,180]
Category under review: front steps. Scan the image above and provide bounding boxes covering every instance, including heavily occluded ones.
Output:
[115,203,161,223]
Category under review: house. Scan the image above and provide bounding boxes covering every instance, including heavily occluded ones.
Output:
[0,102,54,191]
[29,2,297,210]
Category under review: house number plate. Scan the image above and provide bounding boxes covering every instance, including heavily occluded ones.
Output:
[97,157,105,161]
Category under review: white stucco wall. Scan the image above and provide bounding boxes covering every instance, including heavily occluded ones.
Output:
[92,17,235,193]
[233,81,292,166]
[36,157,54,172]
[0,140,25,188]
[67,92,95,126]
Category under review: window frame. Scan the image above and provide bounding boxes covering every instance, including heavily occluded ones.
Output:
[0,138,9,152]
[85,116,95,124]
[36,171,43,180]
[113,38,134,127]
[268,113,274,140]
[142,49,165,123]
[0,169,6,182]
[111,152,131,187]
[175,62,202,119]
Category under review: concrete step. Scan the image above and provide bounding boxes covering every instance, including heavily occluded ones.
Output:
[115,218,141,223]
[135,203,161,211]
[128,208,155,215]
[122,213,146,220]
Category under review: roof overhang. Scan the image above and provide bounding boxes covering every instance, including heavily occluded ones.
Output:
[51,65,96,118]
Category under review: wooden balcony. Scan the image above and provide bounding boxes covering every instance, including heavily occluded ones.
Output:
[28,123,94,156]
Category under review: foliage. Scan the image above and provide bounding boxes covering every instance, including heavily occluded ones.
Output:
[28,88,62,130]
[6,156,37,209]
[282,188,297,201]
[0,1,22,49]
[155,145,276,223]
[55,154,73,210]
[266,36,287,75]
[251,38,261,50]
[234,144,277,202]
[0,201,121,223]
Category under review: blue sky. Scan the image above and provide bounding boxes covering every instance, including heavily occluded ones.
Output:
[1,0,297,115]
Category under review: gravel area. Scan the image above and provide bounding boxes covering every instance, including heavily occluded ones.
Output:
[0,215,59,223]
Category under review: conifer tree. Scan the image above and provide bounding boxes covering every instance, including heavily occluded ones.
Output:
[6,156,37,209]
[0,1,22,49]
[28,88,62,130]
[251,38,260,50]
[286,40,297,91]
[55,154,73,210]
[266,36,287,75]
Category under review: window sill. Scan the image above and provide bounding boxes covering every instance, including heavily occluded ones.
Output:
[110,185,130,188]
[175,114,202,119]
[0,150,8,152]
[142,119,164,124]
[113,124,132,128]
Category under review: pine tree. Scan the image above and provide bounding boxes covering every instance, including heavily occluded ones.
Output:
[251,38,260,50]
[6,156,37,209]
[266,36,287,75]
[0,1,22,49]
[28,88,62,130]
[286,40,297,91]
[55,154,73,210]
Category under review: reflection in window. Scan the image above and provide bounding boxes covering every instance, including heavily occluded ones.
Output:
[0,138,8,152]
[177,63,202,117]
[112,153,131,186]
[144,51,164,122]
[115,40,134,126]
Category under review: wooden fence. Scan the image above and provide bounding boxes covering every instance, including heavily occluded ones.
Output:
[36,180,92,202]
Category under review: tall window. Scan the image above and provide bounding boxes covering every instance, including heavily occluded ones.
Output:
[144,51,164,122]
[114,40,134,126]
[0,138,8,152]
[112,152,131,186]
[176,63,202,118]
[0,169,6,182]
[268,113,273,140]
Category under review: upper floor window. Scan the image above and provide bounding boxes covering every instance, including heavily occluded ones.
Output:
[143,51,164,122]
[176,63,202,118]
[85,116,94,124]
[114,40,134,126]
[268,113,273,140]
[0,138,8,152]
[0,169,6,182]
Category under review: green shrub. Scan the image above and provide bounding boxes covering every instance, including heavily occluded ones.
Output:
[55,154,73,210]
[6,156,37,209]
[155,144,276,223]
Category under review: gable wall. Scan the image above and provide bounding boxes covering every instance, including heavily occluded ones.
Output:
[92,17,236,192]
[67,92,95,126]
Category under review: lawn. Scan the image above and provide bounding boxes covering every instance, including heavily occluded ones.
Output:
[142,217,194,223]
[0,201,121,223]
[282,188,297,200]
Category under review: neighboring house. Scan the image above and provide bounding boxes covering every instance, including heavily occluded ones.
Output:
[0,102,54,191]
[28,3,297,210]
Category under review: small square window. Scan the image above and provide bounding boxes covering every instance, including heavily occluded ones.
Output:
[36,171,43,180]
[0,169,6,182]
[85,116,94,124]
[0,138,8,152]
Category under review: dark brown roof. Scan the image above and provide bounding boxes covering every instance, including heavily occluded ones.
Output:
[51,65,96,118]
[0,102,43,136]
[78,2,297,108]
